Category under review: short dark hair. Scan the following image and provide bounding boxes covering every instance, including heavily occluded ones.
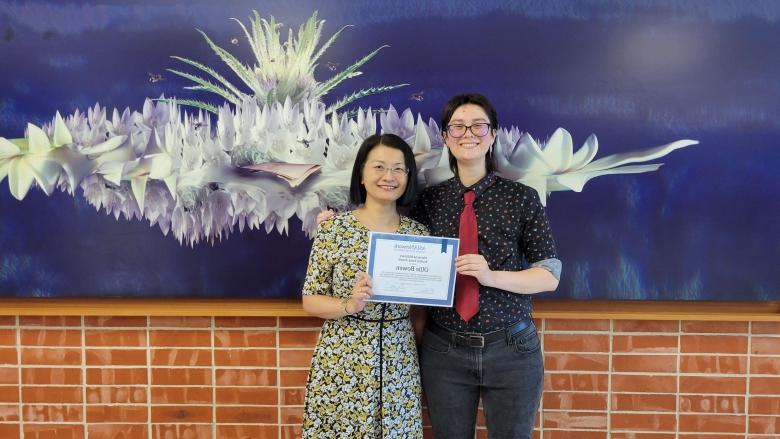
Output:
[349,133,418,206]
[440,93,498,176]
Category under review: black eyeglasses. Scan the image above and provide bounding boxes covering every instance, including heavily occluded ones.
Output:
[445,123,492,138]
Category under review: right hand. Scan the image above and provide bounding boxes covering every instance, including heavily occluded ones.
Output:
[346,272,373,314]
[316,209,336,225]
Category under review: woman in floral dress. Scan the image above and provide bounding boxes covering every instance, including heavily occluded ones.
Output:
[301,133,427,438]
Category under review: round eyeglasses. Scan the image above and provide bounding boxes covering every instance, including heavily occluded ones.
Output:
[445,123,492,138]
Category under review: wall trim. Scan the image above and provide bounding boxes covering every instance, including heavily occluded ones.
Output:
[0,298,778,320]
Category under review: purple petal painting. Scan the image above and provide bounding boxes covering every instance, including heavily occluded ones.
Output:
[0,0,777,300]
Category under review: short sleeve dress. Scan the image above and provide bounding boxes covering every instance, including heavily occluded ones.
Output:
[301,211,428,439]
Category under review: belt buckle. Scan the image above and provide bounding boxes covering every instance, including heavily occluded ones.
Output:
[465,334,484,348]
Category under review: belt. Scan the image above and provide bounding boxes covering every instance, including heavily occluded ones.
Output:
[428,319,532,348]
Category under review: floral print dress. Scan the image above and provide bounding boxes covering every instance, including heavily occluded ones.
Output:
[302,212,427,438]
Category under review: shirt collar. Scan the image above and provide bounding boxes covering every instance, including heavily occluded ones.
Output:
[451,172,497,198]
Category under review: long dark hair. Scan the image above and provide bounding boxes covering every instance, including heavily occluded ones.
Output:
[440,93,498,176]
[349,133,418,206]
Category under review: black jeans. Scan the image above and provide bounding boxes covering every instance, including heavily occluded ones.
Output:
[420,322,543,439]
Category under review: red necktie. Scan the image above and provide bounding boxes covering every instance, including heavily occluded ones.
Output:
[455,190,479,322]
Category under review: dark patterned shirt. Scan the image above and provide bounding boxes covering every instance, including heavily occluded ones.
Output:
[410,173,559,333]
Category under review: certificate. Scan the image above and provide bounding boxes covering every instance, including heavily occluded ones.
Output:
[366,232,459,307]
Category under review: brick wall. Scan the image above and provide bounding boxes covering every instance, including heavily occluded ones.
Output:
[0,315,778,438]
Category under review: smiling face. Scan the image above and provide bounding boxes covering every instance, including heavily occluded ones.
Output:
[360,144,409,205]
[443,103,496,170]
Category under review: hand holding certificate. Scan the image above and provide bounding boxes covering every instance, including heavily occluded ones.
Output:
[366,232,459,307]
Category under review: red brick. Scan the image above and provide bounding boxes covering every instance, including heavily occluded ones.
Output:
[279,370,309,388]
[280,388,305,405]
[682,321,748,334]
[611,413,676,431]
[611,434,676,439]
[545,353,609,371]
[750,356,780,375]
[748,415,780,434]
[279,349,314,367]
[678,435,745,439]
[749,396,780,415]
[545,319,609,331]
[216,425,279,439]
[542,392,607,411]
[749,377,780,395]
[0,347,17,365]
[151,368,211,386]
[86,348,148,366]
[544,373,609,392]
[215,368,276,387]
[279,317,324,328]
[21,348,81,365]
[149,316,211,327]
[21,386,82,404]
[279,330,319,348]
[280,425,303,439]
[20,329,81,347]
[87,424,147,439]
[0,317,14,325]
[19,316,81,326]
[215,387,277,405]
[84,329,146,346]
[544,334,609,352]
[150,348,211,366]
[0,368,18,385]
[214,316,277,328]
[86,405,147,423]
[751,322,780,334]
[214,348,276,367]
[151,405,212,423]
[751,336,780,355]
[681,335,747,354]
[613,320,679,333]
[151,424,211,439]
[612,335,678,353]
[0,385,19,402]
[23,424,84,439]
[543,431,607,439]
[679,414,745,433]
[84,316,148,327]
[0,403,19,421]
[0,329,16,346]
[86,368,147,385]
[612,374,677,393]
[216,406,277,423]
[214,330,276,348]
[542,411,607,429]
[612,355,677,373]
[679,355,746,374]
[680,376,746,394]
[0,424,18,439]
[280,406,304,424]
[22,404,80,422]
[85,386,147,404]
[149,330,210,347]
[611,393,677,412]
[150,386,212,404]
[679,395,745,413]
[22,367,81,385]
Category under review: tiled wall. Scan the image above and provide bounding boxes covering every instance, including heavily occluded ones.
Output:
[0,315,778,438]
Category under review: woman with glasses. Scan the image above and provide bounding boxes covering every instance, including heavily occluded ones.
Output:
[410,93,561,438]
[301,133,427,438]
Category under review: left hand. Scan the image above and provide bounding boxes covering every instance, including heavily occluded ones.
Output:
[455,254,493,286]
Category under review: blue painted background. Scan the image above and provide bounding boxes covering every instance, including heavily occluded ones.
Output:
[1,0,778,299]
